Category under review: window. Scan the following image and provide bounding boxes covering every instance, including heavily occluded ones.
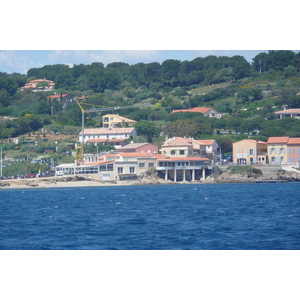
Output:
[298,148,300,155]
[270,148,276,154]
[279,148,285,154]
[148,163,154,168]
[238,149,240,153]
[100,165,106,171]
[271,157,276,163]
[107,164,113,171]
[289,148,293,154]
[171,150,175,155]
[130,167,135,174]
[179,150,185,155]
[249,149,254,156]
[118,167,123,174]
[139,163,145,168]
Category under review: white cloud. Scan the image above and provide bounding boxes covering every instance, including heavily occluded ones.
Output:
[45,50,161,66]
[0,50,37,74]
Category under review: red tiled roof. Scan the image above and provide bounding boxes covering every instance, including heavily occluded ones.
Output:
[233,139,267,145]
[47,94,68,99]
[87,139,109,143]
[275,109,300,114]
[192,139,216,146]
[162,137,193,147]
[109,139,127,142]
[287,138,300,145]
[170,107,213,114]
[267,137,289,144]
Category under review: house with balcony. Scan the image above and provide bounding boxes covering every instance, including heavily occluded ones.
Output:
[21,79,55,92]
[232,139,268,164]
[161,137,194,157]
[102,114,137,128]
[275,108,300,119]
[161,137,218,162]
[78,127,137,143]
[170,107,222,118]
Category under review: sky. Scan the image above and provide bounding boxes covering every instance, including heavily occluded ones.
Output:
[0,50,273,75]
[1,1,298,76]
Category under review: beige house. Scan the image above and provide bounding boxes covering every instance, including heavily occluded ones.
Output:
[275,108,300,119]
[161,137,218,162]
[232,139,268,164]
[78,127,137,143]
[161,137,194,157]
[267,137,289,164]
[102,114,137,128]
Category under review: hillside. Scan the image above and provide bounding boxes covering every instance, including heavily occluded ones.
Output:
[1,50,300,167]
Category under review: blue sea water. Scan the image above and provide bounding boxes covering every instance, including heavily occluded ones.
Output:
[0,183,300,250]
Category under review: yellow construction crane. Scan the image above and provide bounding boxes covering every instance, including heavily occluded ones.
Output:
[76,101,152,165]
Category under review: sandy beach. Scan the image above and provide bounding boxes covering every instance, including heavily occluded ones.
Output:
[0,176,182,190]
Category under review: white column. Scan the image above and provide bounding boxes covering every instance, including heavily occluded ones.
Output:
[202,168,206,180]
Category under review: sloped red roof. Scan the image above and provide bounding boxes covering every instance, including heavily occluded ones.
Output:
[87,139,109,143]
[170,107,213,114]
[162,137,193,147]
[47,94,68,99]
[287,138,300,145]
[267,137,289,144]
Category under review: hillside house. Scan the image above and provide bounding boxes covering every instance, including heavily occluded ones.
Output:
[21,79,55,92]
[275,108,300,119]
[170,107,222,118]
[232,139,268,164]
[78,127,137,143]
[47,94,74,107]
[102,114,137,128]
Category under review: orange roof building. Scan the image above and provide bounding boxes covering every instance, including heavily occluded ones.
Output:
[232,139,268,165]
[170,107,222,118]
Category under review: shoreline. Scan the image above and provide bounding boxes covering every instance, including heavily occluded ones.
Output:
[1,173,299,190]
[0,176,216,190]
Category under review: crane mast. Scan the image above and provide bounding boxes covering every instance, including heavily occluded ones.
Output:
[76,101,152,165]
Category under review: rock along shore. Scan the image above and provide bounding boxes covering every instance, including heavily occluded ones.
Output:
[1,167,299,190]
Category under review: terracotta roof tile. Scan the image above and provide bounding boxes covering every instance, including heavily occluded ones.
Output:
[170,107,213,114]
[267,137,289,144]
[287,138,300,145]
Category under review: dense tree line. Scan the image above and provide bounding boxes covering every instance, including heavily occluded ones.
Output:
[25,55,251,92]
[1,51,300,145]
